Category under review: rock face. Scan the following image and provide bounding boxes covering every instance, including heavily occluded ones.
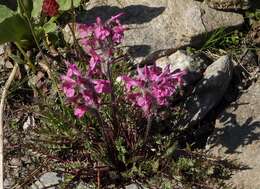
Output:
[84,0,244,60]
[183,56,233,127]
[206,79,260,189]
[31,172,62,189]
[156,50,209,85]
[205,0,251,10]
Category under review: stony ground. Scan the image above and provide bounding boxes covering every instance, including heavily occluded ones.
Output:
[207,79,260,189]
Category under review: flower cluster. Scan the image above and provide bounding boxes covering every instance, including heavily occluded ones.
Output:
[42,0,59,17]
[77,13,124,75]
[61,63,111,118]
[61,14,185,118]
[121,65,185,116]
[61,14,124,118]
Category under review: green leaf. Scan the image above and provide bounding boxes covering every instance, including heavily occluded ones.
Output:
[163,143,177,158]
[43,17,57,33]
[152,160,159,172]
[0,5,30,44]
[57,0,81,11]
[0,4,15,23]
[32,0,44,18]
[18,0,33,17]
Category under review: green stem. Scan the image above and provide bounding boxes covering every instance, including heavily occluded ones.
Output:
[14,42,35,72]
[144,116,152,143]
[19,0,64,108]
[107,62,120,137]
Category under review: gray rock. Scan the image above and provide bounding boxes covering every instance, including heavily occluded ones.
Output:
[125,184,140,189]
[183,56,233,127]
[31,172,62,189]
[4,178,14,189]
[205,0,251,11]
[75,182,91,189]
[156,50,208,85]
[206,79,260,189]
[125,184,147,189]
[84,0,244,60]
[23,116,35,130]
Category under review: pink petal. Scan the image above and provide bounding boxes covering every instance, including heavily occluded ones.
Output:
[74,106,87,118]
[93,79,111,94]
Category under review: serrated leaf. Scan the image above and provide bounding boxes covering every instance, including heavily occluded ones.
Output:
[32,0,44,18]
[57,0,81,11]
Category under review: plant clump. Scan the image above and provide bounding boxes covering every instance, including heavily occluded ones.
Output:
[0,0,241,188]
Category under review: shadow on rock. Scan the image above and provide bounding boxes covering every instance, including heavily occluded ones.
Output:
[77,5,166,25]
[127,45,151,58]
[208,110,260,154]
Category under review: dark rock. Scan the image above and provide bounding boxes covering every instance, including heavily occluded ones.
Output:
[183,55,233,127]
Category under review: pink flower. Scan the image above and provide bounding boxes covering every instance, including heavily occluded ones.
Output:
[77,13,125,74]
[61,75,77,98]
[78,24,93,39]
[93,79,111,94]
[89,50,102,71]
[67,63,81,77]
[120,76,142,91]
[136,93,154,116]
[112,25,124,44]
[74,106,87,118]
[61,14,128,119]
[81,90,98,108]
[61,78,76,98]
[121,64,185,116]
[94,17,110,41]
[61,63,99,116]
[109,13,124,22]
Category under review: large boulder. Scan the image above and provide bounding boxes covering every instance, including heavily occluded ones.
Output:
[83,0,244,60]
[206,79,260,189]
[183,56,233,127]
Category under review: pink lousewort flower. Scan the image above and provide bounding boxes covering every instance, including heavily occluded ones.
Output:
[61,63,81,98]
[94,17,110,41]
[61,61,118,118]
[121,65,185,116]
[136,93,154,115]
[61,15,125,118]
[61,63,102,118]
[74,106,87,118]
[77,13,125,72]
[93,79,111,94]
[61,75,76,98]
[89,50,102,71]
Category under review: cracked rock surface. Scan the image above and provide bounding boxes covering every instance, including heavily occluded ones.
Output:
[206,79,260,189]
[84,0,244,59]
